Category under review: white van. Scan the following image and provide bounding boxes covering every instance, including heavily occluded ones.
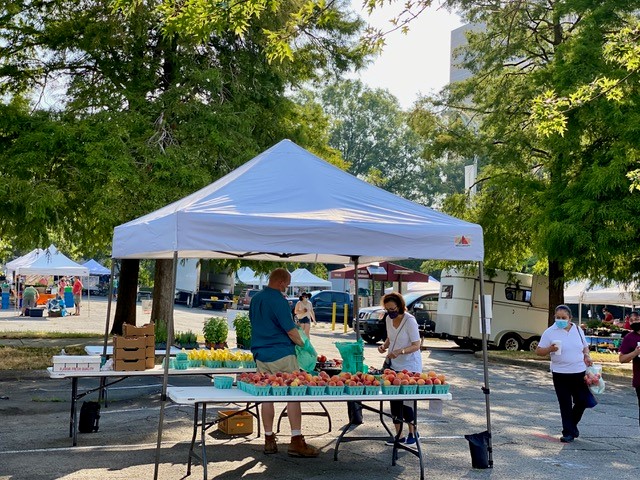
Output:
[435,268,549,351]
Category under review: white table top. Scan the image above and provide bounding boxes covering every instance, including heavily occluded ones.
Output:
[167,386,452,405]
[85,345,182,356]
[47,365,255,379]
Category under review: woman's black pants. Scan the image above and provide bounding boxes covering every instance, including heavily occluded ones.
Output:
[552,371,588,437]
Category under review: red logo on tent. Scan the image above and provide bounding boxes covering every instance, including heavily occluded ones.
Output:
[454,235,471,247]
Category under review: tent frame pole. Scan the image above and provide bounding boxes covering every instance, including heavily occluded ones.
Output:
[352,256,360,340]
[477,261,493,467]
[102,262,117,358]
[154,251,179,479]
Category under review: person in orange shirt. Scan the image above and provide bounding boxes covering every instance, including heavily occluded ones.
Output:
[72,277,83,316]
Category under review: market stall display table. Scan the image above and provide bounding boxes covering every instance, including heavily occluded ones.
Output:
[167,386,452,480]
[47,366,256,446]
[584,335,623,352]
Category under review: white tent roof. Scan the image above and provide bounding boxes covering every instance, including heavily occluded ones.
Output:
[5,248,44,277]
[236,267,267,287]
[112,140,484,263]
[13,245,89,277]
[564,280,640,305]
[289,268,332,288]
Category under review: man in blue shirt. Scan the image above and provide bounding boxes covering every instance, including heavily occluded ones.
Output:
[250,268,319,457]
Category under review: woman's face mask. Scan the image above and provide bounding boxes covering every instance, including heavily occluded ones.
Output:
[554,319,569,329]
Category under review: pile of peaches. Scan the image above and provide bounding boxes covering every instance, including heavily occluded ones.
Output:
[380,369,447,386]
[237,370,379,387]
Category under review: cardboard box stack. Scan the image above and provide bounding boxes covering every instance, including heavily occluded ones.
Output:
[113,323,155,371]
[217,409,253,435]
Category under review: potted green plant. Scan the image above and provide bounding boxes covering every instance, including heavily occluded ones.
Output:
[203,317,228,349]
[176,330,198,349]
[154,320,168,349]
[233,313,251,349]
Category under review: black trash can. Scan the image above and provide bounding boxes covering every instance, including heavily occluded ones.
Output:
[464,431,491,469]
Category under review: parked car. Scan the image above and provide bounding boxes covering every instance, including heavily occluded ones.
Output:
[355,291,439,345]
[307,290,353,323]
[237,289,261,310]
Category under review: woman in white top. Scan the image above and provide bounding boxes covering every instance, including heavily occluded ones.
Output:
[294,293,316,337]
[377,292,422,445]
[536,304,594,443]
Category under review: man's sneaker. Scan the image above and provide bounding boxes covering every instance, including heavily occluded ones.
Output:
[404,433,419,445]
[287,435,320,457]
[264,433,278,454]
[385,437,406,446]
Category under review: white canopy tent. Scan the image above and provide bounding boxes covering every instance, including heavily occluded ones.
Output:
[12,245,89,277]
[82,259,111,276]
[235,267,267,288]
[564,280,640,323]
[289,268,331,289]
[5,247,44,278]
[109,139,491,475]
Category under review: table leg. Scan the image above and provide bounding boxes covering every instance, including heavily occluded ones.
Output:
[412,400,425,480]
[71,378,79,446]
[201,403,208,480]
[187,403,199,476]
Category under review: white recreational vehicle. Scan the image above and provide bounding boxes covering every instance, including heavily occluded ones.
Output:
[435,268,549,351]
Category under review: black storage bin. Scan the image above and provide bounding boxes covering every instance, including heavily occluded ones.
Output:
[464,431,491,469]
[27,308,44,317]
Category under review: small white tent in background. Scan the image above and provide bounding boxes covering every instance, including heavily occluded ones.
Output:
[235,267,267,288]
[289,268,331,290]
[385,276,441,294]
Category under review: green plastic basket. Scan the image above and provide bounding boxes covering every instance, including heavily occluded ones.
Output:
[253,385,271,396]
[174,359,189,370]
[326,385,345,396]
[188,359,202,368]
[175,352,188,361]
[214,376,234,389]
[381,385,401,395]
[400,384,418,395]
[224,360,242,369]
[270,385,289,396]
[345,385,365,395]
[433,384,450,394]
[417,384,433,394]
[204,360,224,368]
[288,385,308,396]
[242,361,257,369]
[306,385,326,396]
[364,385,381,395]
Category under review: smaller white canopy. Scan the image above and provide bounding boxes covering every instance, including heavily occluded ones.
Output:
[564,280,639,306]
[289,268,331,288]
[236,267,267,287]
[13,245,89,277]
[5,248,44,277]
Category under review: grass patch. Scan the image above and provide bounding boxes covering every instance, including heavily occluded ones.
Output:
[487,350,539,360]
[0,331,103,340]
[0,345,86,370]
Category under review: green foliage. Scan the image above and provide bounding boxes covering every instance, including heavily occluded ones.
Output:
[154,321,168,344]
[175,330,198,347]
[233,313,252,346]
[203,317,229,344]
[414,0,640,290]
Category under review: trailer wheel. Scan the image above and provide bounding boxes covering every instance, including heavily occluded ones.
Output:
[524,337,540,352]
[500,334,522,351]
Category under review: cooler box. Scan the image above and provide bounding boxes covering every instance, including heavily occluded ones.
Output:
[27,307,45,317]
[64,291,74,308]
[217,410,253,435]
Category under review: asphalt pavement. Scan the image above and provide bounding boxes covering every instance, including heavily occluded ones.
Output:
[1,299,639,479]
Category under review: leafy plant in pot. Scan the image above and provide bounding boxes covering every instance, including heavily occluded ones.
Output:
[154,320,168,349]
[203,317,228,349]
[176,330,198,349]
[233,313,251,349]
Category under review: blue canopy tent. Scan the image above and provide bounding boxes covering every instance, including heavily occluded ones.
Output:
[82,259,111,276]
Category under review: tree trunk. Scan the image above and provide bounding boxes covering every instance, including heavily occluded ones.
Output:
[548,259,564,327]
[111,259,140,335]
[151,258,175,342]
